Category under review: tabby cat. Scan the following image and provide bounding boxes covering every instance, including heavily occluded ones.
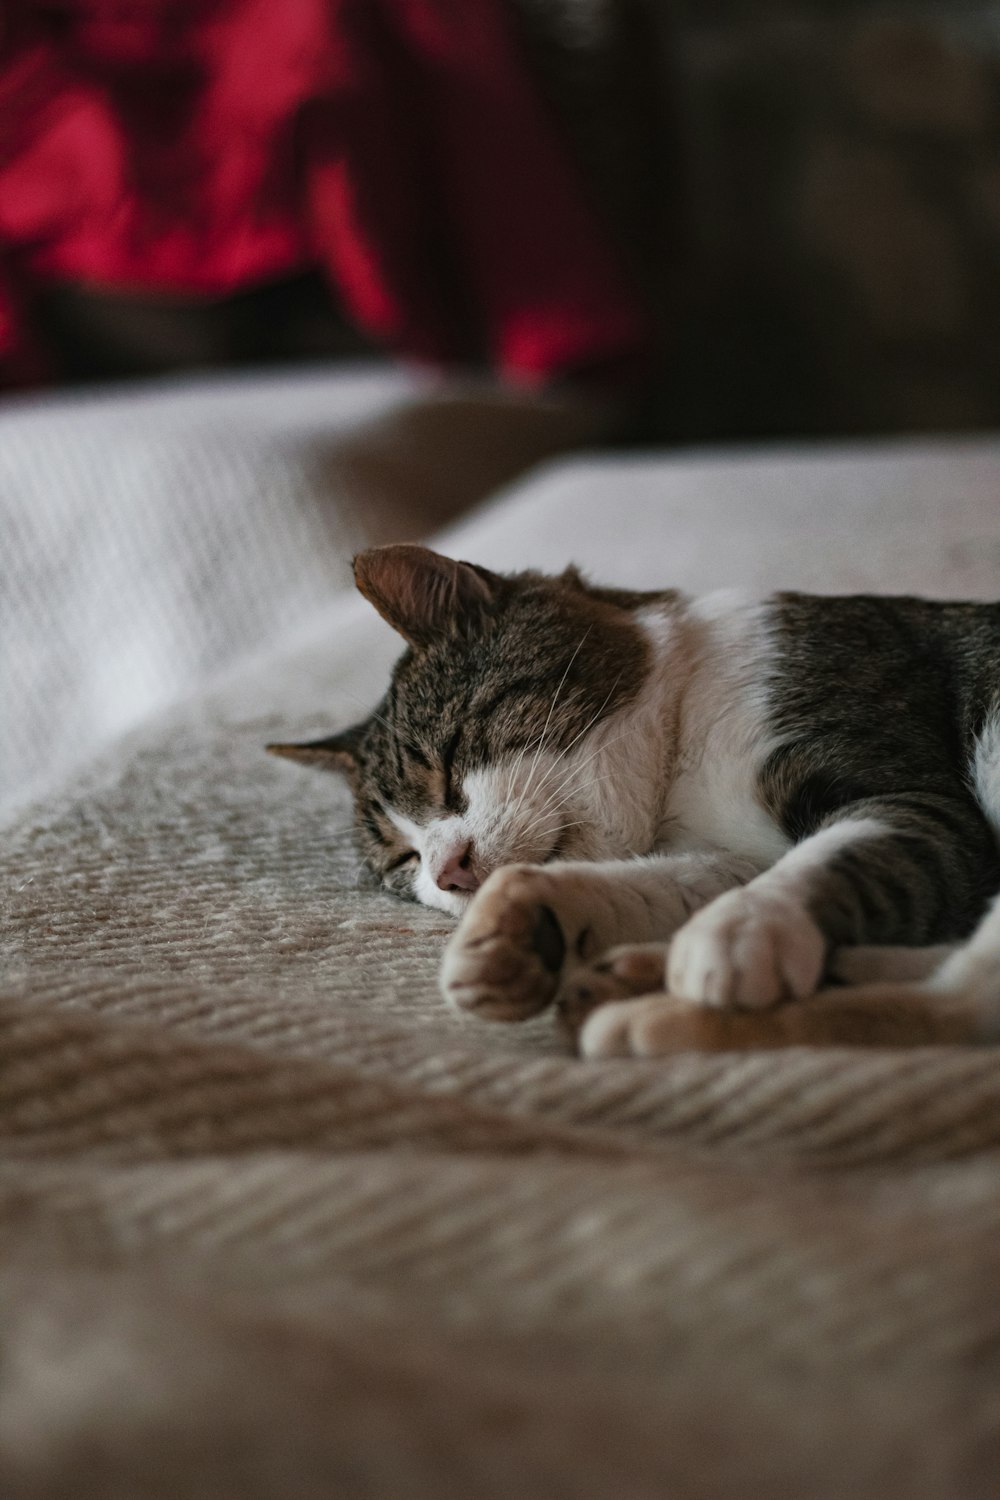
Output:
[269,544,1000,1056]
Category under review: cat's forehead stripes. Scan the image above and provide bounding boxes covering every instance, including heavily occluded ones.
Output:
[380,583,653,764]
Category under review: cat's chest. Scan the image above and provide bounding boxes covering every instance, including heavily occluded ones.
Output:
[660,753,791,866]
[651,600,792,868]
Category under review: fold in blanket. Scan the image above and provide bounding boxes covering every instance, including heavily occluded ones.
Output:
[0,0,650,388]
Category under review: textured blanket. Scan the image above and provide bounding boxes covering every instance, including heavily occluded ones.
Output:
[4,438,1000,1497]
[0,365,600,808]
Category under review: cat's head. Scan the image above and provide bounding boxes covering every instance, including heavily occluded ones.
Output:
[268,545,659,914]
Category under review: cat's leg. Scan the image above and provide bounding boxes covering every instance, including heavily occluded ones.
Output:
[559,938,956,1046]
[576,976,986,1057]
[578,895,1000,1056]
[440,852,759,1021]
[563,937,953,1026]
[570,897,1000,1056]
[666,796,998,1011]
[571,897,1000,1058]
[828,944,955,985]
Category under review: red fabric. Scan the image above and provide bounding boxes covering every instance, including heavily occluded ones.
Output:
[0,0,651,388]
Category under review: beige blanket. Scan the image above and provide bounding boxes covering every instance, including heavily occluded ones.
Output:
[4,438,1000,1498]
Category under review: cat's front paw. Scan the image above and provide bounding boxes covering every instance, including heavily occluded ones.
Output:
[441,865,575,1021]
[558,943,671,1038]
[667,887,825,1010]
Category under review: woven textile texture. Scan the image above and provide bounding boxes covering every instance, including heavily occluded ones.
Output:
[4,436,1000,1497]
[0,365,603,809]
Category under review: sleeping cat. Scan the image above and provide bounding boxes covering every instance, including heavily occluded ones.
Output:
[269,543,1000,1056]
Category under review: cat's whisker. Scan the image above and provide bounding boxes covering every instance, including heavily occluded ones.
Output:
[517,797,613,857]
[517,772,595,836]
[503,658,618,824]
[519,729,636,830]
[522,629,590,794]
[507,726,549,820]
[515,765,593,835]
[519,815,591,843]
[512,820,592,865]
[506,714,630,838]
[547,820,590,840]
[510,628,591,821]
[515,768,621,845]
[514,755,629,848]
[509,735,548,816]
[508,718,628,840]
[525,675,625,804]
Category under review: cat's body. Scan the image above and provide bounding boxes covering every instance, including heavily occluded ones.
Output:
[270,545,1000,1056]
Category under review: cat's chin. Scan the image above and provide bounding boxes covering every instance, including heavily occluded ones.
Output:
[410,882,478,919]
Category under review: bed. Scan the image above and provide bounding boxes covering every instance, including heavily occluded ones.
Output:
[3,367,1000,1498]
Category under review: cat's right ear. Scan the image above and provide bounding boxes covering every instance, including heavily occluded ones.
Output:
[352,544,503,648]
[266,724,365,788]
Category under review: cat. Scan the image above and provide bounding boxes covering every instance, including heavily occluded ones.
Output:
[268,543,1000,1057]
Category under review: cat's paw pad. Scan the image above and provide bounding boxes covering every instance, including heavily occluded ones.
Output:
[580,995,696,1058]
[667,888,824,1010]
[558,943,670,1035]
[440,865,568,1021]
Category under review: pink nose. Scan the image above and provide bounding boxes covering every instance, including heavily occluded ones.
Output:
[435,842,480,893]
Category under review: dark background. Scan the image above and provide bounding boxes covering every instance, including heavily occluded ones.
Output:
[12,0,1000,443]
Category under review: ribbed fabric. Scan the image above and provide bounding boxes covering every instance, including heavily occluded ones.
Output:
[4,433,1000,1498]
[0,364,601,808]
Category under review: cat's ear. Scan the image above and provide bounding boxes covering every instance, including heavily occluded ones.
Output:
[353,544,503,647]
[266,723,365,788]
[560,564,588,591]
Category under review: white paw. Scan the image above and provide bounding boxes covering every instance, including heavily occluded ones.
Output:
[667,887,825,1010]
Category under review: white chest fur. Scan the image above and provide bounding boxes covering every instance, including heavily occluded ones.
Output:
[643,596,792,869]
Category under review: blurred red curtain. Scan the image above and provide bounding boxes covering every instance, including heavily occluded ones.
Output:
[0,0,650,387]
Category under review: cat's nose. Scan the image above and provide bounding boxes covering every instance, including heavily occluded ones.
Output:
[436,842,480,893]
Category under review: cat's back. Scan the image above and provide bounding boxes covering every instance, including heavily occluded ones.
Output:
[753,591,1000,842]
[654,589,1000,859]
[768,591,1000,741]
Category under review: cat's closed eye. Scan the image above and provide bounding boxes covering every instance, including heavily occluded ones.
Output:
[441,728,462,805]
[387,850,419,871]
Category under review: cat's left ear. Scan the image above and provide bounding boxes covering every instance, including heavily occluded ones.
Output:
[266,723,366,788]
[560,564,588,591]
[353,544,504,647]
